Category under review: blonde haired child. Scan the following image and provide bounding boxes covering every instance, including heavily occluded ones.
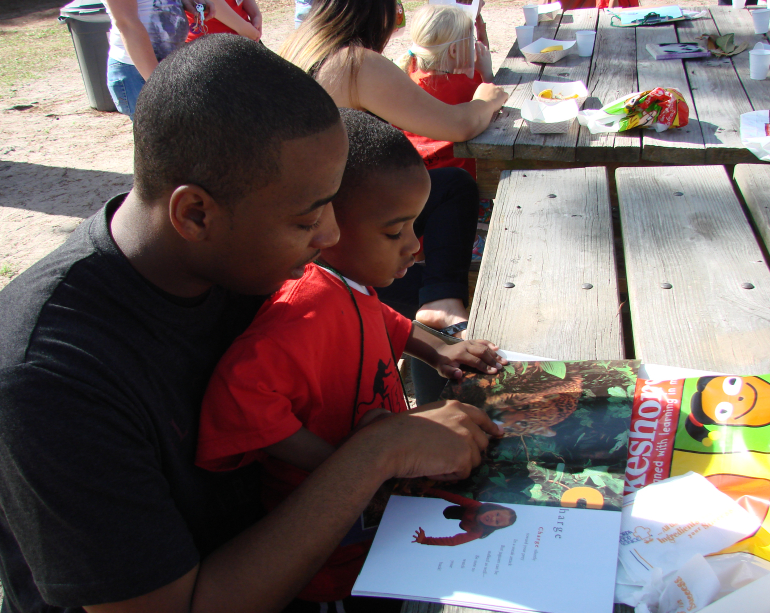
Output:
[398,4,494,179]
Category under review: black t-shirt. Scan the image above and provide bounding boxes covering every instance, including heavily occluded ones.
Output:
[0,195,264,612]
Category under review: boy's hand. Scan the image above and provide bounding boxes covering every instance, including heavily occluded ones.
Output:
[434,340,507,379]
[413,527,427,544]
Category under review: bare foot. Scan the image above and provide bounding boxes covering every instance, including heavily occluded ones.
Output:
[415,298,470,339]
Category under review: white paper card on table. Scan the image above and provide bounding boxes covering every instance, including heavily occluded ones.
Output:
[429,0,481,17]
[611,5,683,25]
[740,110,770,161]
[353,495,620,613]
[618,473,762,584]
[538,1,561,14]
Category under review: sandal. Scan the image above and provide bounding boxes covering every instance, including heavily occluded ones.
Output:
[413,320,467,345]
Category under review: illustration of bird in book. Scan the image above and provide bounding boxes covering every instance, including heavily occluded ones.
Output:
[685,376,770,446]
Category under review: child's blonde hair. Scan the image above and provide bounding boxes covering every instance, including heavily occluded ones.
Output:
[397,5,475,75]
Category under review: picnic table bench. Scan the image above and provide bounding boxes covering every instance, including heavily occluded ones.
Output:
[457,6,770,199]
[401,163,770,613]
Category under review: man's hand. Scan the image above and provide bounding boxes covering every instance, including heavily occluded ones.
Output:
[433,339,506,380]
[368,400,503,482]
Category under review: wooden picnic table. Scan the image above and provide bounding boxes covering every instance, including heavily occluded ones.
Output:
[458,6,770,200]
[402,162,770,613]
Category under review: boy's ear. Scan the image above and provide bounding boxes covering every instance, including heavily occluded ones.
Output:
[168,184,225,243]
[448,42,458,59]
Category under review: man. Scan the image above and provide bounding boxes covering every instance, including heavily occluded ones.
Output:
[0,35,499,613]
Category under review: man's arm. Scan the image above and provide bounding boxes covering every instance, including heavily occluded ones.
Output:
[85,401,502,613]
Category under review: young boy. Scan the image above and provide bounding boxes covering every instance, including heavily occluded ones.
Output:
[196,109,506,609]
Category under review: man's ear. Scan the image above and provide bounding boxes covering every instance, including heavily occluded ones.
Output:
[167,185,225,242]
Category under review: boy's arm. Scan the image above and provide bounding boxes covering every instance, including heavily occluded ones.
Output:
[404,324,506,380]
[262,427,336,472]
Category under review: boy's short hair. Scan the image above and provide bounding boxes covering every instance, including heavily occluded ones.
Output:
[336,108,424,208]
[133,35,341,207]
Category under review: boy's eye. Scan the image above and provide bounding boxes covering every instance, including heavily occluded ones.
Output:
[385,232,402,240]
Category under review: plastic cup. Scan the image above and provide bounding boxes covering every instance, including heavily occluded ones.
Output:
[749,49,770,79]
[733,0,747,9]
[576,30,596,57]
[523,4,539,27]
[752,8,770,33]
[516,25,535,48]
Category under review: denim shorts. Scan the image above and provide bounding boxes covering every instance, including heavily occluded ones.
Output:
[107,58,146,121]
[295,0,313,27]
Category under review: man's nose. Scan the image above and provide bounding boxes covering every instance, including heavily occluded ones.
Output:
[310,204,340,250]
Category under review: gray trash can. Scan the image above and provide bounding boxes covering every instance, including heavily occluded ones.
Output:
[59,0,116,112]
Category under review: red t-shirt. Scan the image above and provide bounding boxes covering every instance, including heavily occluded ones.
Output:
[402,69,483,179]
[197,263,412,601]
[185,0,250,41]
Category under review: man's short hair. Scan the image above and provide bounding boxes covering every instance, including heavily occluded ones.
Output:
[336,108,424,207]
[133,35,341,206]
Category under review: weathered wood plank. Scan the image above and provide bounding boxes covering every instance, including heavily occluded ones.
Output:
[468,167,623,359]
[709,6,770,111]
[459,18,562,160]
[618,165,770,374]
[636,25,707,164]
[576,10,640,164]
[513,9,599,162]
[734,163,770,254]
[676,10,757,163]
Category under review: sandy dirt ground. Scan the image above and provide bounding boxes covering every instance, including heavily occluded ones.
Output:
[0,0,522,290]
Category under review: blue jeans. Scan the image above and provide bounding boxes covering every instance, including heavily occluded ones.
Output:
[107,58,146,121]
[295,0,312,27]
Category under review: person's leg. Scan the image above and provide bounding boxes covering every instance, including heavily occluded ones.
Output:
[295,0,313,27]
[107,58,146,121]
[412,167,478,334]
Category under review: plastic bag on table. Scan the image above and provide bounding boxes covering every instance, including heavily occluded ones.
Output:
[577,87,689,134]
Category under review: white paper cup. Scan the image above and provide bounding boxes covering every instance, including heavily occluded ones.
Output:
[516,25,535,48]
[733,0,747,9]
[523,4,539,26]
[752,8,770,33]
[749,49,770,79]
[576,30,596,57]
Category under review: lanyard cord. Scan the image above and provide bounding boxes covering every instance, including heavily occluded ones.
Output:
[314,261,411,431]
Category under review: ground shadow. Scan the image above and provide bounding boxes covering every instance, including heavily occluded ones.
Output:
[0,161,132,218]
[1,0,69,22]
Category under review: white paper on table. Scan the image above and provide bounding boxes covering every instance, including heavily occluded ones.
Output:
[538,2,561,14]
[618,473,762,584]
[740,110,770,162]
[699,572,770,613]
[609,5,683,25]
[429,0,480,17]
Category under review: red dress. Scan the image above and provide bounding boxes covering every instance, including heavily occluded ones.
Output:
[402,69,484,179]
[419,490,486,546]
[186,0,250,41]
[560,0,638,9]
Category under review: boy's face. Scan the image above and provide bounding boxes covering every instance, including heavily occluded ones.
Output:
[321,165,431,288]
[206,122,348,295]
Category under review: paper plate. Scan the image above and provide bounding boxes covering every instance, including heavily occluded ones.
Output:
[521,38,576,64]
[538,1,562,20]
[532,80,588,108]
[521,99,579,134]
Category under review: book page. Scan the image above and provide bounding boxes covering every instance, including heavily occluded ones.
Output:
[354,495,619,613]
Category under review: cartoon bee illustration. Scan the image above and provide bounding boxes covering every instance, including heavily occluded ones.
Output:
[685,376,770,446]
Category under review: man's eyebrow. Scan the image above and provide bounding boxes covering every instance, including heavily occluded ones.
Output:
[295,192,338,216]
[383,214,417,226]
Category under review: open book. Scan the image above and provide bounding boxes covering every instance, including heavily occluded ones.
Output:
[353,359,639,613]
